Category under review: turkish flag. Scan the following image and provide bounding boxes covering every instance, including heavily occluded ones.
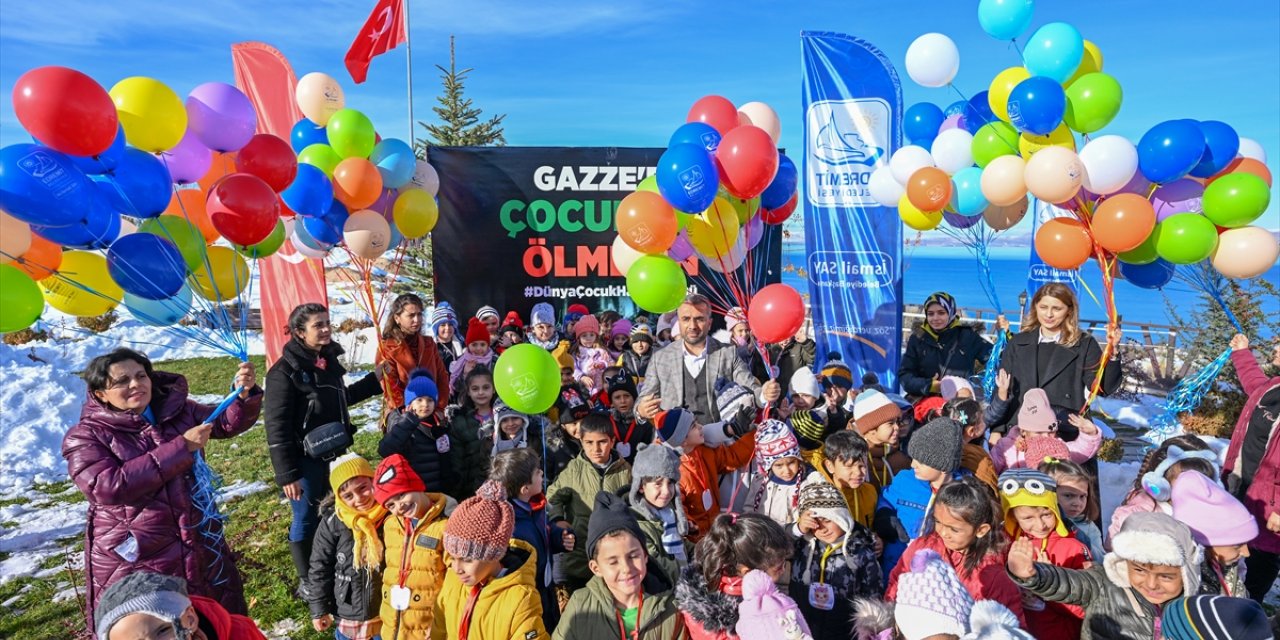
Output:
[345,0,406,84]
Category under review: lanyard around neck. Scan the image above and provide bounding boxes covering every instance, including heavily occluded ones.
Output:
[615,591,644,640]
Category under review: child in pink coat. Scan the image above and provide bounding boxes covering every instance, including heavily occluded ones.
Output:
[991,388,1101,473]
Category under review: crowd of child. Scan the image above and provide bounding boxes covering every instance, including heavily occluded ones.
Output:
[88,298,1279,640]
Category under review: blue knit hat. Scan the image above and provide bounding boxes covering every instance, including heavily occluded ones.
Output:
[430,302,458,333]
[1162,595,1270,640]
[404,368,439,407]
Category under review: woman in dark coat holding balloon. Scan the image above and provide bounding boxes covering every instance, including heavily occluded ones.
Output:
[898,291,995,398]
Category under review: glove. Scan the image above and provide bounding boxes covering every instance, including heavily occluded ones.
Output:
[729,406,756,438]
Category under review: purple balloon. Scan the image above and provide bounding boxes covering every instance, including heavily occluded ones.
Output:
[668,230,695,262]
[939,114,963,133]
[185,82,257,153]
[157,130,212,184]
[1151,178,1204,222]
[1117,171,1153,197]
[943,209,983,229]
[743,215,765,251]
[369,188,396,215]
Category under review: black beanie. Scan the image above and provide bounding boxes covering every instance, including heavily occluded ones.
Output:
[587,490,646,559]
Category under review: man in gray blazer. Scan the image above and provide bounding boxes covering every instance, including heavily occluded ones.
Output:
[637,294,781,424]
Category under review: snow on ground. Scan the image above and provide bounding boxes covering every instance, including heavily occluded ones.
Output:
[1092,394,1164,431]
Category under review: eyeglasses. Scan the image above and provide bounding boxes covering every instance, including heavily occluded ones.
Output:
[107,372,151,390]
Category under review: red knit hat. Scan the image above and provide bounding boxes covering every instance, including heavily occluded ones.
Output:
[567,303,590,316]
[465,317,491,346]
[373,454,426,505]
[501,310,524,330]
[443,480,515,561]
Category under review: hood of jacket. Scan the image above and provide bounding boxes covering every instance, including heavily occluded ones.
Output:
[675,562,740,633]
[1103,512,1203,595]
[486,538,539,594]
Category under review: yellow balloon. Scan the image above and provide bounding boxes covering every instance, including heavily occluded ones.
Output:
[687,198,740,260]
[109,77,188,152]
[988,66,1031,123]
[190,246,249,302]
[393,189,439,238]
[1019,124,1077,158]
[898,195,943,231]
[40,251,121,317]
[1064,40,1104,87]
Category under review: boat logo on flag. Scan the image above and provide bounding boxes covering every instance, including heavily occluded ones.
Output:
[806,98,889,207]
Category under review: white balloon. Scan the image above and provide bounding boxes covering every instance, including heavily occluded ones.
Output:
[703,237,747,273]
[611,234,645,275]
[1079,135,1138,196]
[889,145,936,185]
[905,33,960,88]
[410,160,440,197]
[930,128,975,175]
[737,102,781,144]
[291,233,329,259]
[1237,137,1267,163]
[869,166,905,206]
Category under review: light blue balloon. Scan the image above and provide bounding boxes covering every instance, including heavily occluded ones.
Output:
[950,167,989,216]
[1023,22,1084,83]
[369,138,416,189]
[977,0,1034,41]
[125,284,192,326]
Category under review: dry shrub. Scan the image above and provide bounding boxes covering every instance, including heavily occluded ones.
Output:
[3,327,49,345]
[76,312,117,333]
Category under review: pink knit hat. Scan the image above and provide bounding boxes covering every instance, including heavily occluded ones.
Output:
[443,480,515,561]
[1016,388,1057,433]
[574,313,601,338]
[1023,436,1071,469]
[1170,470,1259,546]
[735,569,814,640]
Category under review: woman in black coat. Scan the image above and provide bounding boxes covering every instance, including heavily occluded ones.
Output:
[263,303,384,590]
[992,282,1122,437]
[898,291,994,397]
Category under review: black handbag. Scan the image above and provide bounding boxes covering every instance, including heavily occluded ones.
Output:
[302,421,353,460]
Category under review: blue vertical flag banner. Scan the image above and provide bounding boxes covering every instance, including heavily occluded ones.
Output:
[1025,198,1081,315]
[801,32,905,389]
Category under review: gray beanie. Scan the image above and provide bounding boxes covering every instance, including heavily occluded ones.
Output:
[95,572,192,640]
[907,417,964,474]
[630,442,681,504]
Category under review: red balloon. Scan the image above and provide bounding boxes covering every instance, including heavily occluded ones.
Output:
[234,134,298,192]
[207,173,279,246]
[716,125,780,199]
[761,192,798,225]
[13,66,118,157]
[687,95,740,136]
[747,283,805,344]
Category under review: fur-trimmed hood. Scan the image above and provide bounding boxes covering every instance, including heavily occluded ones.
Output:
[1103,512,1203,595]
[676,562,741,634]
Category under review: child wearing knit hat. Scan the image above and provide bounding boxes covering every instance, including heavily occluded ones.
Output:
[448,317,497,383]
[1161,595,1273,640]
[569,314,614,394]
[990,388,1101,473]
[736,569,814,640]
[876,418,969,573]
[607,372,653,465]
[853,388,912,491]
[894,548,975,640]
[496,310,526,353]
[1170,470,1259,597]
[373,454,453,640]
[432,302,465,369]
[817,355,855,431]
[607,318,632,361]
[789,366,822,411]
[94,572,267,640]
[380,369,455,496]
[475,304,501,337]
[743,419,812,528]
[528,302,560,351]
[620,323,653,382]
[654,407,758,542]
[627,442,690,583]
[432,480,548,640]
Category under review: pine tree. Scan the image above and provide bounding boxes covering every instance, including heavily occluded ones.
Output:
[415,35,506,151]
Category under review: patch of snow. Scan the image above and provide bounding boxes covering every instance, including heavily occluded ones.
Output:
[0,496,86,584]
[1099,460,1141,529]
[216,481,268,504]
[1091,395,1163,431]
[262,617,302,639]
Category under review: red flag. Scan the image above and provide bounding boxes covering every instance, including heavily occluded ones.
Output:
[345,0,407,84]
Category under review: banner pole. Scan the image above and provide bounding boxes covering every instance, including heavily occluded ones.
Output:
[404,0,415,143]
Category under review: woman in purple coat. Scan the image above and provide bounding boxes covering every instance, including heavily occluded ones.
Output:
[1225,333,1280,603]
[61,348,261,626]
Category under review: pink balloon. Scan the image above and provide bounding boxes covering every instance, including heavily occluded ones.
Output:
[1151,178,1204,221]
[939,114,963,132]
[157,130,213,184]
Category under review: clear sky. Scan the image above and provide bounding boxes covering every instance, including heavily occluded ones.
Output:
[2,0,1277,230]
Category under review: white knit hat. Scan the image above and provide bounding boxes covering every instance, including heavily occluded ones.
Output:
[960,601,1035,640]
[895,549,975,640]
[790,366,821,399]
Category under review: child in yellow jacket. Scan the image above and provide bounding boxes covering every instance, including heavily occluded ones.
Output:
[374,454,452,640]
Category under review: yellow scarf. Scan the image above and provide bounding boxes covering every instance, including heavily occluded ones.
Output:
[335,499,389,571]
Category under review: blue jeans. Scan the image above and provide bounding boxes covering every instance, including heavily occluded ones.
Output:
[287,456,331,543]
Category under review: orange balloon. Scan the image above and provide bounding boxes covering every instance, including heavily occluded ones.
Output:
[1207,157,1273,188]
[164,188,219,242]
[1035,217,1094,270]
[13,234,62,280]
[616,191,678,254]
[198,152,238,193]
[332,157,383,210]
[1091,193,1156,253]
[906,166,952,212]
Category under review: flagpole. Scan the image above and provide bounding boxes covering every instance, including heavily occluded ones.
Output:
[404,0,415,143]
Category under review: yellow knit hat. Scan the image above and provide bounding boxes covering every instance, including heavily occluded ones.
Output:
[329,452,375,495]
[998,469,1069,539]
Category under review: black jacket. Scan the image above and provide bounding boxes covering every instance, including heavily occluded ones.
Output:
[305,502,382,623]
[769,337,817,392]
[898,325,993,397]
[264,339,382,486]
[542,422,581,486]
[379,409,455,497]
[992,330,1122,432]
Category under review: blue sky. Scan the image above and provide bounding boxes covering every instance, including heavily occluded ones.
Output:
[2,0,1277,230]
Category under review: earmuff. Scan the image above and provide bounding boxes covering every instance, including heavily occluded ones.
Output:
[1141,445,1220,501]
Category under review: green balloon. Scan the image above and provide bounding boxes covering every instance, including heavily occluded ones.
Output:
[0,264,44,333]
[637,175,659,193]
[627,254,688,313]
[1203,173,1270,228]
[139,217,205,272]
[1118,232,1159,265]
[298,143,341,176]
[1154,213,1220,265]
[326,109,376,159]
[234,219,286,259]
[1064,72,1122,134]
[492,343,561,414]
[971,121,1020,168]
[675,210,692,231]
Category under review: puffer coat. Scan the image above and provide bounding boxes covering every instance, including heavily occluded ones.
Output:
[305,501,383,625]
[379,493,452,640]
[430,539,548,640]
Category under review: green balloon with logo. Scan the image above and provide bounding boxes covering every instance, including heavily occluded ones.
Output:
[493,343,561,414]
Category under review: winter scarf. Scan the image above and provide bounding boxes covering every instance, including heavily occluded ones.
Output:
[335,499,388,572]
[448,349,495,381]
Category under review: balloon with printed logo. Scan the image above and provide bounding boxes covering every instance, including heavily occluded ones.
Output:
[1154,214,1219,264]
[930,129,974,175]
[1189,121,1240,178]
[1091,194,1156,253]
[1203,173,1270,228]
[343,210,392,259]
[656,143,718,213]
[1208,158,1271,188]
[1079,135,1138,196]
[142,213,207,271]
[905,33,960,88]
[1064,40,1103,87]
[950,167,988,216]
[326,109,376,160]
[687,198,740,260]
[106,233,185,299]
[869,166,905,207]
[32,200,120,249]
[906,167,952,212]
[898,195,943,231]
[904,103,946,146]
[738,102,781,144]
[1023,22,1084,83]
[983,197,1030,231]
[185,82,256,152]
[1,212,32,264]
[157,131,212,185]
[617,191,677,254]
[1007,76,1066,136]
[296,72,345,126]
[282,164,334,218]
[748,284,804,344]
[303,200,348,245]
[988,66,1030,123]
[235,134,298,192]
[1119,259,1175,290]
[369,139,416,189]
[1212,226,1280,279]
[40,250,121,316]
[189,245,249,301]
[393,189,438,238]
[409,160,440,196]
[1139,120,1205,184]
[686,95,740,137]
[10,234,61,280]
[760,155,798,210]
[332,157,383,210]
[716,125,778,199]
[971,121,1020,168]
[109,77,187,153]
[980,155,1027,206]
[298,143,342,177]
[207,173,279,246]
[234,219,286,259]
[291,118,329,153]
[1063,72,1122,134]
[0,143,98,227]
[13,66,119,157]
[125,284,192,326]
[889,145,936,185]
[1025,146,1084,204]
[977,0,1035,40]
[626,255,687,314]
[1035,217,1093,270]
[670,122,723,155]
[1018,125,1076,159]
[493,343,562,414]
[0,264,43,333]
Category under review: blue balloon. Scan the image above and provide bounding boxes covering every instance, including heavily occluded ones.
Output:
[302,199,347,245]
[1120,259,1175,290]
[963,91,996,134]
[1138,120,1206,184]
[125,284,193,326]
[760,155,798,210]
[370,138,417,189]
[904,103,946,146]
[1007,77,1066,136]
[107,234,186,300]
[944,100,968,118]
[656,143,718,213]
[1189,120,1240,178]
[0,143,98,227]
[1024,22,1085,83]
[978,0,1035,41]
[45,125,126,176]
[669,122,722,154]
[294,213,334,250]
[108,147,172,218]
[32,198,121,249]
[281,164,334,217]
[950,167,989,216]
[291,118,329,154]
